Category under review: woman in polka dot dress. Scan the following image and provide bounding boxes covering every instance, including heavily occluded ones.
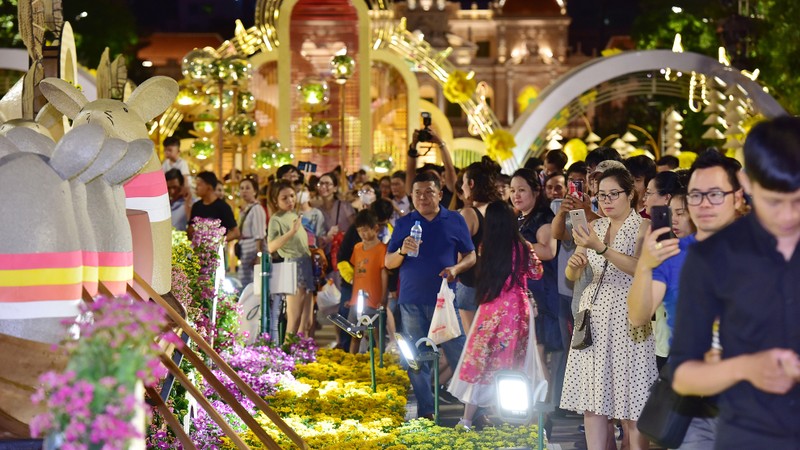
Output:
[561,167,657,450]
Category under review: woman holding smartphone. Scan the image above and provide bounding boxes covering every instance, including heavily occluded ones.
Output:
[561,167,656,450]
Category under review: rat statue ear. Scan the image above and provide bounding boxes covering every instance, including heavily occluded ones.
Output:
[4,127,55,159]
[78,138,127,184]
[38,77,89,120]
[103,139,153,186]
[49,124,105,180]
[126,76,179,122]
[0,135,20,159]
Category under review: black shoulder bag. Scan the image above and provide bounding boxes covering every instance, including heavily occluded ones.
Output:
[638,359,718,447]
[570,259,608,350]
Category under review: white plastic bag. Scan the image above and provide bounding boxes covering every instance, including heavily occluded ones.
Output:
[428,277,461,345]
[316,279,341,315]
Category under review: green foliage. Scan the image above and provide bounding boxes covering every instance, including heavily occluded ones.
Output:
[0,0,21,47]
[63,0,138,68]
[633,0,800,114]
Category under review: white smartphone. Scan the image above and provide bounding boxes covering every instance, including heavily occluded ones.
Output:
[569,209,589,235]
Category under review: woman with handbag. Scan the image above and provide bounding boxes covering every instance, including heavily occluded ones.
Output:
[236,177,267,287]
[267,180,314,337]
[561,167,657,450]
[448,201,545,431]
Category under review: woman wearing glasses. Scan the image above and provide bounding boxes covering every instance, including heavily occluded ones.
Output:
[561,166,657,450]
[313,172,356,255]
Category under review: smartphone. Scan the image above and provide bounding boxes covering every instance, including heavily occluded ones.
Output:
[650,205,676,241]
[297,161,317,173]
[569,209,589,235]
[568,180,584,199]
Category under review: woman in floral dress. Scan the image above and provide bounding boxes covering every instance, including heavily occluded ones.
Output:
[448,201,545,430]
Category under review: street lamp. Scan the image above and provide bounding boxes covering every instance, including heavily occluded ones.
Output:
[495,370,550,449]
[328,292,380,393]
[394,333,441,424]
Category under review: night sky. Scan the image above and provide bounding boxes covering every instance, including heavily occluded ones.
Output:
[126,0,640,56]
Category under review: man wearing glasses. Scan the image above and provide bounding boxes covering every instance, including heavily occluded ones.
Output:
[671,117,800,449]
[386,171,476,421]
[627,150,743,449]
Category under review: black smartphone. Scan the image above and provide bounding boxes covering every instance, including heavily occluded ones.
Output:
[650,205,675,241]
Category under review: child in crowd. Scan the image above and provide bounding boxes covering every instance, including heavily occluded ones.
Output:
[347,210,388,354]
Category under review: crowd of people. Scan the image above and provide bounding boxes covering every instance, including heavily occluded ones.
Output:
[161,116,800,449]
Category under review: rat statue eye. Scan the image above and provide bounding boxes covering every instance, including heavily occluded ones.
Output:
[123,107,129,113]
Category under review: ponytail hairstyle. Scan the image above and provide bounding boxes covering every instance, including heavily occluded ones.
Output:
[475,201,531,306]
[464,156,502,203]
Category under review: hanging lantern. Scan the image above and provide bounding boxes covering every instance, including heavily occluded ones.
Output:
[297,77,330,113]
[181,47,217,85]
[226,57,251,85]
[174,84,202,114]
[193,109,218,137]
[371,153,394,174]
[273,151,295,167]
[307,119,333,147]
[224,113,258,145]
[204,85,235,111]
[254,138,281,169]
[330,54,356,84]
[237,91,256,113]
[191,138,215,160]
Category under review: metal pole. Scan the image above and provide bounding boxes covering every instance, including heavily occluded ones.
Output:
[259,251,271,335]
[368,323,376,393]
[378,307,385,368]
[216,78,224,178]
[278,295,286,346]
[433,352,440,425]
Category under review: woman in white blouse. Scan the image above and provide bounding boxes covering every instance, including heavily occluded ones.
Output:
[237,177,267,287]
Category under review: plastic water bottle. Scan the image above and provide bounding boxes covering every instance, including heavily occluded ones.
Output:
[408,220,422,257]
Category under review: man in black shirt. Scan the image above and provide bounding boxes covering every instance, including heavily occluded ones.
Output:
[671,116,800,449]
[188,171,239,242]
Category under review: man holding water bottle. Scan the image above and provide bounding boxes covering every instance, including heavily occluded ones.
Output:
[386,170,476,420]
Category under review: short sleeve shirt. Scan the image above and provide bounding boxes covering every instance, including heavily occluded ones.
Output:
[268,211,310,259]
[388,208,474,306]
[190,198,237,233]
[651,234,696,339]
[350,242,387,309]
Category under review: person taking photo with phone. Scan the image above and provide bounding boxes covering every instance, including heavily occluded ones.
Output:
[670,117,800,449]
[561,166,655,450]
[627,150,742,449]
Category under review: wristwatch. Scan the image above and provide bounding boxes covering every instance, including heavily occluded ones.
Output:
[407,144,418,158]
[398,249,407,257]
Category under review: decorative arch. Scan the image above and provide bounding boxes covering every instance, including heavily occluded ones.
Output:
[452,137,487,168]
[276,0,372,165]
[509,49,786,169]
[371,49,420,141]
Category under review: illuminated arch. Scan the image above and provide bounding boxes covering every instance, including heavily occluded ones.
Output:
[509,50,786,169]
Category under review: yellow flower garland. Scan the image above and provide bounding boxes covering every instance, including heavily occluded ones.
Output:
[486,129,516,161]
[443,70,477,104]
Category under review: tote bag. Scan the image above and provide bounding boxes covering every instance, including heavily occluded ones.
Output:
[428,277,461,345]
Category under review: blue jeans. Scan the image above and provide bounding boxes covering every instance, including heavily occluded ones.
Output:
[338,283,353,350]
[399,302,466,416]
